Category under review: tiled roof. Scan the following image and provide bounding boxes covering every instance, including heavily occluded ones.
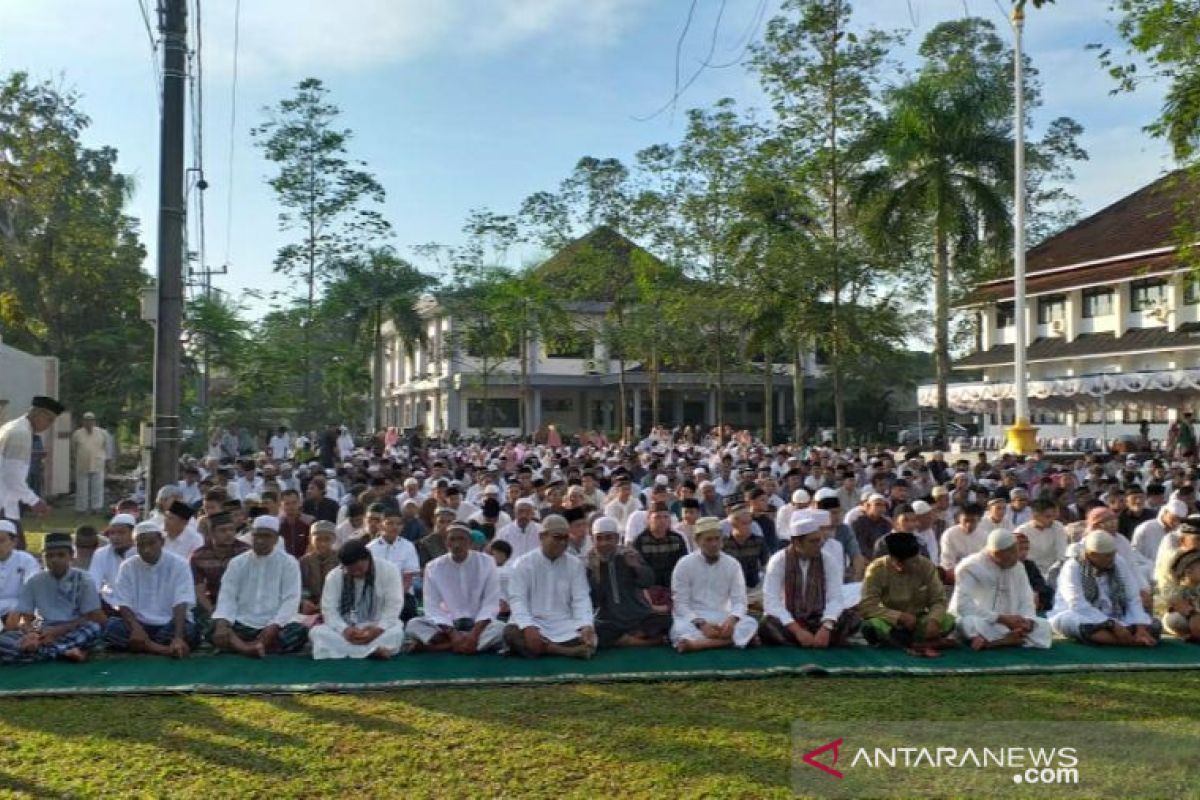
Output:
[954,323,1200,368]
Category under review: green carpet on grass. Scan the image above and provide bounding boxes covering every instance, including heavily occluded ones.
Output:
[0,639,1197,696]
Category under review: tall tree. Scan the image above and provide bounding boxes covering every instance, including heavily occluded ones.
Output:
[750,0,902,446]
[0,71,151,426]
[323,247,433,432]
[252,78,390,424]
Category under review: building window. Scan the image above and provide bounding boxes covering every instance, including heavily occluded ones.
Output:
[1130,278,1169,312]
[1037,294,1066,325]
[541,397,574,414]
[467,398,520,429]
[543,329,592,359]
[1082,288,1113,318]
[996,302,1015,329]
[1185,277,1200,306]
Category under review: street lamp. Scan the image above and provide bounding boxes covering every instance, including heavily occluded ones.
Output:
[1005,0,1039,454]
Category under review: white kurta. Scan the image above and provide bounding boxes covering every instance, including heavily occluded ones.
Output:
[88,544,136,602]
[670,551,757,648]
[949,551,1051,648]
[1050,554,1152,639]
[1154,532,1186,591]
[311,556,406,659]
[495,521,543,561]
[762,545,844,627]
[164,529,205,561]
[939,525,988,572]
[604,497,641,530]
[1131,518,1170,565]
[507,549,593,643]
[406,551,504,650]
[111,552,196,625]
[1013,521,1068,576]
[0,549,40,615]
[71,427,110,474]
[0,417,40,519]
[213,548,301,629]
[366,535,420,581]
[1065,539,1151,592]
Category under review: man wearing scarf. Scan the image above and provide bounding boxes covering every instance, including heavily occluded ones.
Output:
[949,529,1052,650]
[310,539,406,659]
[1050,530,1160,646]
[858,531,956,657]
[760,516,859,648]
[586,516,671,647]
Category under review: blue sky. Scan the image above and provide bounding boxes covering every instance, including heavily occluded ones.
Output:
[0,0,1173,319]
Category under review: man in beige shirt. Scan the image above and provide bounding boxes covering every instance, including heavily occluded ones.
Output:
[71,412,111,513]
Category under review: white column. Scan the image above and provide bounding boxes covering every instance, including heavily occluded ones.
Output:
[632,389,642,436]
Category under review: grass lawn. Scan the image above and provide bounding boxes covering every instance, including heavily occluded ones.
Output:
[0,671,1197,798]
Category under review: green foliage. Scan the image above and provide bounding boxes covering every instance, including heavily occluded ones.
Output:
[0,71,151,425]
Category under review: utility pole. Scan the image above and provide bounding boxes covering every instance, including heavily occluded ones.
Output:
[151,0,188,501]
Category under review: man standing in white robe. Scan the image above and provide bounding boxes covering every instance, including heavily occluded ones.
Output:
[1050,530,1160,646]
[0,396,63,545]
[503,514,596,659]
[311,539,406,659]
[670,517,758,652]
[950,529,1052,650]
[405,523,504,654]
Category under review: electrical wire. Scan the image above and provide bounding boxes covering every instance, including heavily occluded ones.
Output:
[223,0,241,271]
[136,0,163,114]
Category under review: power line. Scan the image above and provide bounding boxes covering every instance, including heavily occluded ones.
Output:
[223,0,241,270]
[136,0,163,114]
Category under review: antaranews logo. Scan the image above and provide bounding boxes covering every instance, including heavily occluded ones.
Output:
[801,738,844,779]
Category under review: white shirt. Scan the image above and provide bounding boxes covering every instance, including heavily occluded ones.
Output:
[604,497,641,529]
[268,434,291,461]
[176,481,202,507]
[213,548,301,629]
[0,549,40,615]
[1051,554,1151,628]
[0,416,40,518]
[111,551,196,626]
[762,544,844,627]
[623,509,648,544]
[164,528,205,561]
[1131,517,1171,565]
[496,521,543,561]
[712,475,739,498]
[366,536,421,583]
[1003,506,1033,529]
[507,549,593,642]
[88,544,136,601]
[914,527,940,568]
[976,515,1011,538]
[421,550,501,626]
[71,426,110,473]
[950,550,1036,624]
[1013,520,1068,576]
[454,500,479,523]
[319,556,405,633]
[671,551,748,625]
[334,520,363,547]
[940,525,988,572]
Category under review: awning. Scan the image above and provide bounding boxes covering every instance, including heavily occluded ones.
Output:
[919,368,1200,414]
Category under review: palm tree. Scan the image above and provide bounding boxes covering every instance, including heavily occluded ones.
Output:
[854,75,1014,446]
[324,247,433,432]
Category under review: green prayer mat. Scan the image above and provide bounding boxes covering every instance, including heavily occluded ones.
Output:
[0,639,1197,697]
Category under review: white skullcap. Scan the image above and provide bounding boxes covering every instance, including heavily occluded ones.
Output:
[791,489,811,505]
[515,498,537,510]
[804,476,820,491]
[987,529,1017,551]
[109,514,138,528]
[787,516,821,539]
[591,516,620,535]
[1166,500,1188,518]
[251,515,281,533]
[692,467,707,476]
[0,520,16,536]
[401,498,420,508]
[1084,530,1117,554]
[911,500,932,515]
[655,474,669,486]
[867,493,887,504]
[324,469,337,477]
[483,485,501,495]
[133,520,162,539]
[404,477,419,487]
[699,480,715,490]
[807,509,831,527]
[860,487,876,501]
[814,487,838,503]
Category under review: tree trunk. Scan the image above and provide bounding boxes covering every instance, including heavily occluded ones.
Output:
[763,348,774,446]
[617,358,628,440]
[519,334,530,437]
[829,0,846,448]
[716,315,726,443]
[371,302,384,434]
[792,341,806,444]
[934,223,950,448]
[650,340,660,430]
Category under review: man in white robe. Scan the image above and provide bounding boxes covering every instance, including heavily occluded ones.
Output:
[366,507,421,620]
[495,499,543,561]
[939,504,987,574]
[950,529,1052,650]
[162,502,204,561]
[1013,499,1069,578]
[1131,500,1185,569]
[405,523,504,653]
[211,516,307,657]
[0,520,39,618]
[759,516,858,648]
[503,514,596,658]
[0,396,62,542]
[311,539,407,659]
[89,514,138,607]
[103,521,199,657]
[670,517,758,652]
[1049,530,1160,646]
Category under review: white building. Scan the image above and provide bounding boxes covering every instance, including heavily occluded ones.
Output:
[0,334,69,496]
[376,227,819,438]
[920,171,1200,447]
